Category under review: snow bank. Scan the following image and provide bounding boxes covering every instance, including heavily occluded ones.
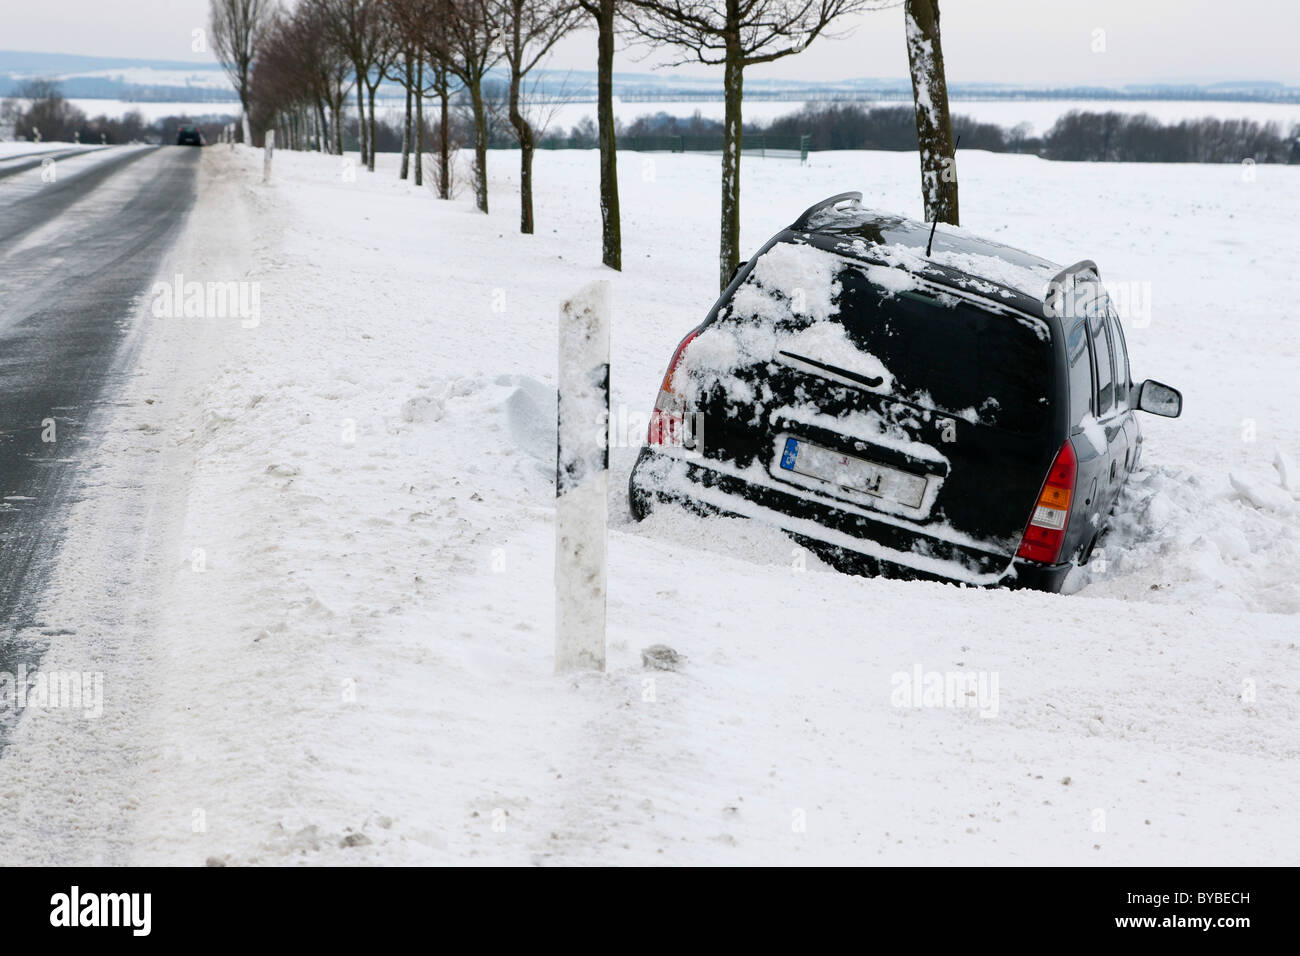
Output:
[1074,455,1300,612]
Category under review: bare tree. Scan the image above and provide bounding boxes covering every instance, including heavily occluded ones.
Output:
[388,0,463,198]
[385,44,418,178]
[210,0,272,143]
[625,0,888,289]
[904,0,957,224]
[325,0,398,170]
[380,0,431,187]
[250,12,309,147]
[252,7,334,150]
[488,0,582,233]
[576,0,621,269]
[413,57,429,186]
[1,79,86,142]
[422,25,462,199]
[430,78,461,195]
[299,0,358,154]
[437,0,502,212]
[421,2,467,197]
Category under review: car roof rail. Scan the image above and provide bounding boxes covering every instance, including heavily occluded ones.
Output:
[792,191,863,230]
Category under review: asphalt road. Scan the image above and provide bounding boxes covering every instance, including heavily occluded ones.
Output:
[0,145,199,715]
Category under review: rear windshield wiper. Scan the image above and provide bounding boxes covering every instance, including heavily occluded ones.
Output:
[778,350,885,390]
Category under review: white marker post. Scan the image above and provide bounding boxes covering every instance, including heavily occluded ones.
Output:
[263,129,275,183]
[555,281,611,673]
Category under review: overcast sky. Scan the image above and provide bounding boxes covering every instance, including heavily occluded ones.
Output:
[5,0,1299,85]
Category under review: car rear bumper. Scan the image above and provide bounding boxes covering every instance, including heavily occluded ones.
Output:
[629,447,1070,593]
[1002,557,1072,592]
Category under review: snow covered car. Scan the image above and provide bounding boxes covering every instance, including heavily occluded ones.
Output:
[627,193,1183,592]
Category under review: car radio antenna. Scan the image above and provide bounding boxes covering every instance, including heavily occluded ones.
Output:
[925,135,960,258]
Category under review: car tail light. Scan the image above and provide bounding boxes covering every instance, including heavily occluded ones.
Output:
[1016,439,1077,564]
[647,328,701,446]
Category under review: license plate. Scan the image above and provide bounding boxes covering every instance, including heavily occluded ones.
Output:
[779,437,928,510]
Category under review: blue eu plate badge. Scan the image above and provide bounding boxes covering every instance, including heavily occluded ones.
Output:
[780,438,799,471]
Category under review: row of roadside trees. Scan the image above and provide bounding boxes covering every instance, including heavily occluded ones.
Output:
[211,0,960,289]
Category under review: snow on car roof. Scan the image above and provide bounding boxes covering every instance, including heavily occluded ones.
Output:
[799,204,1062,304]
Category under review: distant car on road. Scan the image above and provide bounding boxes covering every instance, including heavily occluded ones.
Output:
[628,193,1183,592]
[177,124,205,147]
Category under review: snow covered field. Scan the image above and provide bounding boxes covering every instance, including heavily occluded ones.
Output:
[65,98,240,122]
[0,142,1297,865]
[0,140,97,159]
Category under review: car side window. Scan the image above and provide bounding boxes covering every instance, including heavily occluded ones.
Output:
[1107,306,1131,407]
[1066,316,1093,421]
[1089,304,1115,416]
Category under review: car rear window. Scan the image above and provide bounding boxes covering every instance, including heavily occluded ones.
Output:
[834,266,1053,433]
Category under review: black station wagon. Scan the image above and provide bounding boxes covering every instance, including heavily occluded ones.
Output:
[628,192,1182,592]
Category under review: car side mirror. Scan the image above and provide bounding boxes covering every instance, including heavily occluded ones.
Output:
[1137,379,1182,418]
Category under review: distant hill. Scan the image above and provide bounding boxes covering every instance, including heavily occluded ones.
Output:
[0,49,234,102]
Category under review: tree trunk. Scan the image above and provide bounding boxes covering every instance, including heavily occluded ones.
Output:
[596,0,621,270]
[335,96,346,155]
[400,56,413,179]
[719,41,744,290]
[355,76,368,161]
[905,0,958,225]
[469,79,489,213]
[368,84,379,171]
[438,82,450,200]
[415,59,424,187]
[509,53,534,233]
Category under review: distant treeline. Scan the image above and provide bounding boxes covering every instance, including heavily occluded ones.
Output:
[581,103,1300,164]
[0,79,232,144]
[0,77,443,150]
[9,77,1300,165]
[266,101,1300,164]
